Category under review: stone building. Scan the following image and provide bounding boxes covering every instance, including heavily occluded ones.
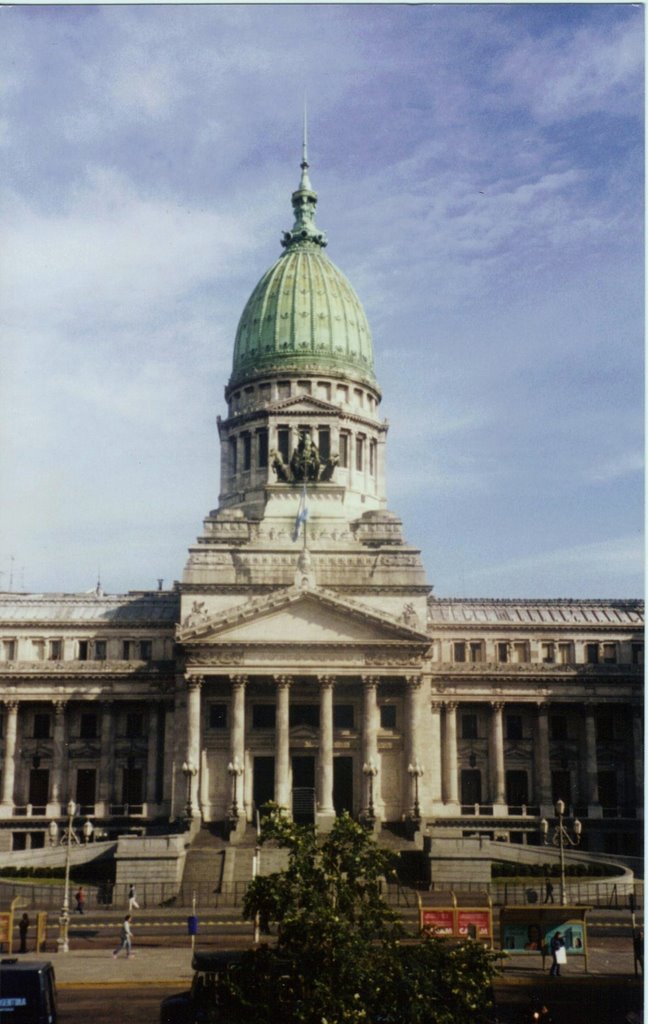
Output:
[0,145,643,858]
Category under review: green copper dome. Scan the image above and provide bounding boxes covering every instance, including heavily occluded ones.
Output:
[229,146,377,393]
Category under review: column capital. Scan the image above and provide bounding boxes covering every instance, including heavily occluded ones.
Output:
[53,699,68,716]
[230,674,248,689]
[317,675,336,689]
[535,701,550,712]
[430,701,444,712]
[361,675,380,689]
[275,675,293,689]
[186,675,204,691]
[444,700,458,711]
[3,700,19,713]
[490,701,505,712]
[405,675,423,689]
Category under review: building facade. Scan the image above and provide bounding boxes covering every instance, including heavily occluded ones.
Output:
[0,148,643,857]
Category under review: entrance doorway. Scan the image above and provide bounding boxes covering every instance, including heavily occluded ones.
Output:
[253,757,275,816]
[121,768,143,808]
[460,769,482,807]
[292,756,315,824]
[76,768,96,813]
[333,757,353,816]
[28,769,49,810]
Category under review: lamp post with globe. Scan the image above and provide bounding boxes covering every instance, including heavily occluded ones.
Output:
[540,799,582,905]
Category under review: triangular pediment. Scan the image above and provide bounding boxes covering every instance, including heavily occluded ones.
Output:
[177,586,429,647]
[269,394,340,415]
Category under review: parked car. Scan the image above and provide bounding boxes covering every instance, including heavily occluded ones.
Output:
[0,958,57,1024]
[160,950,246,1024]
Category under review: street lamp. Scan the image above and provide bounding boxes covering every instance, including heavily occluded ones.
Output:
[58,800,77,954]
[408,762,424,821]
[227,758,244,819]
[182,761,198,822]
[82,819,94,844]
[363,761,378,821]
[540,799,582,906]
[48,820,59,846]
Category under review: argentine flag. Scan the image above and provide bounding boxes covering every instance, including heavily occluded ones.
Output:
[292,484,309,541]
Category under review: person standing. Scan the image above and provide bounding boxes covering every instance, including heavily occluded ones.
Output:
[128,884,139,911]
[75,886,86,914]
[18,913,30,954]
[549,931,565,976]
[544,878,554,903]
[112,914,134,958]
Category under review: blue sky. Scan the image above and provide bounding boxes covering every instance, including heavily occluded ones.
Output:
[0,3,643,598]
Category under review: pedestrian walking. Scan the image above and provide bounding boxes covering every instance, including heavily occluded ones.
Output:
[112,914,134,958]
[544,878,554,903]
[127,884,139,910]
[18,913,30,954]
[549,931,566,976]
[75,886,86,914]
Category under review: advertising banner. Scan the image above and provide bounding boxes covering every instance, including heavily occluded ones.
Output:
[36,912,48,953]
[420,909,454,935]
[457,910,492,939]
[0,912,12,952]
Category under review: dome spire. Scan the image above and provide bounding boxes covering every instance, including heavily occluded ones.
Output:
[281,105,327,251]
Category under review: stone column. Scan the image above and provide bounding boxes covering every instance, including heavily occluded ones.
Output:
[429,702,443,803]
[535,703,552,812]
[0,702,19,814]
[584,704,601,817]
[489,702,506,809]
[442,702,459,807]
[49,700,67,814]
[275,676,292,811]
[361,676,380,819]
[317,676,335,826]
[405,675,424,815]
[145,704,159,808]
[229,675,247,817]
[632,707,643,819]
[98,701,115,814]
[186,676,203,818]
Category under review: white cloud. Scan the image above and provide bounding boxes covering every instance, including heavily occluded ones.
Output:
[583,451,644,485]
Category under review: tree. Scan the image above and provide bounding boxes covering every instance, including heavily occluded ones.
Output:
[220,807,497,1024]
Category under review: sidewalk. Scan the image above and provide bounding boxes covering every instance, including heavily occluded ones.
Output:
[16,946,196,986]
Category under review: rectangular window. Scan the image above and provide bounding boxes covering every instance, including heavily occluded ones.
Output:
[32,640,45,660]
[242,432,252,471]
[355,435,364,471]
[125,712,143,738]
[497,642,509,663]
[278,427,290,464]
[259,383,271,404]
[317,428,330,462]
[512,642,529,663]
[632,643,644,666]
[506,715,523,740]
[257,428,269,468]
[339,433,350,468]
[297,380,311,395]
[333,705,354,729]
[558,642,573,665]
[369,440,377,476]
[80,713,98,739]
[33,713,51,740]
[2,640,16,661]
[551,770,571,807]
[94,640,107,661]
[122,640,133,660]
[229,437,237,475]
[596,712,614,742]
[469,642,483,663]
[462,713,478,740]
[336,385,348,404]
[585,643,599,664]
[454,642,466,663]
[550,715,568,741]
[353,388,363,407]
[139,640,152,661]
[252,705,276,729]
[541,642,555,663]
[48,640,62,661]
[602,643,617,664]
[317,382,331,401]
[380,705,397,729]
[209,704,227,729]
[277,381,291,401]
[289,705,319,729]
[78,640,88,661]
